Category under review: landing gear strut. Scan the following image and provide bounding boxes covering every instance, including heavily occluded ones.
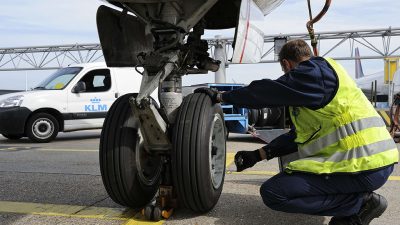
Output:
[97,1,227,220]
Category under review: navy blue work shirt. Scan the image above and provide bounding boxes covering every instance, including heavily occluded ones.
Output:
[221,57,339,159]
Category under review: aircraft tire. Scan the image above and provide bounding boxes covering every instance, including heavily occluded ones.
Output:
[100,93,162,209]
[172,93,226,212]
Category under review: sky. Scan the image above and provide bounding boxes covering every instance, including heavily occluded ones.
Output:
[0,0,399,90]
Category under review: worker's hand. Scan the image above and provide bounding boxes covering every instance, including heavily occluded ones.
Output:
[194,87,222,103]
[234,149,262,172]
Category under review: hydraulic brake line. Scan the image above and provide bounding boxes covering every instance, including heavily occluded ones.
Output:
[306,0,331,56]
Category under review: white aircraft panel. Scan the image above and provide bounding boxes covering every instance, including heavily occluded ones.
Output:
[253,0,285,15]
[232,0,265,64]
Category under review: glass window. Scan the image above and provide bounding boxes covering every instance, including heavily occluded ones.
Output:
[79,69,111,93]
[34,67,82,90]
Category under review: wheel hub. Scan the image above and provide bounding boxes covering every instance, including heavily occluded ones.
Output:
[209,114,226,190]
[33,119,53,139]
[136,131,162,186]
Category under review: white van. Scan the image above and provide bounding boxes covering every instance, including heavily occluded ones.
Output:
[0,62,146,142]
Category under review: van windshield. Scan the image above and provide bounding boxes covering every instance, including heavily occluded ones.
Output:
[34,67,82,90]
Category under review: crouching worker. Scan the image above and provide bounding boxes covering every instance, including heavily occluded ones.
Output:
[195,39,398,225]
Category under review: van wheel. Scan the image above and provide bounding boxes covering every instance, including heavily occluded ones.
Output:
[100,93,162,209]
[172,93,226,212]
[2,134,23,140]
[26,113,59,143]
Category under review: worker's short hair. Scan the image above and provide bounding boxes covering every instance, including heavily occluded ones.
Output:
[278,39,312,63]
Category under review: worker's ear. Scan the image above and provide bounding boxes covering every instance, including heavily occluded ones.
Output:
[280,59,290,73]
[281,59,298,73]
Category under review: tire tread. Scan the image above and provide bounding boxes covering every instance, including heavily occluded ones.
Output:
[100,93,159,208]
[172,93,225,212]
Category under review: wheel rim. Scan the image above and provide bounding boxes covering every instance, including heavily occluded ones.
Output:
[32,118,54,139]
[135,131,162,186]
[209,113,226,190]
[123,101,162,188]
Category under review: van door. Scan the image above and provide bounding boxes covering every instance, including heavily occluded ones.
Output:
[65,68,116,131]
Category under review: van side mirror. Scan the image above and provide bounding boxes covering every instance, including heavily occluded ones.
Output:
[72,81,86,93]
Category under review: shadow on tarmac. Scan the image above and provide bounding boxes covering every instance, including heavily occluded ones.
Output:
[170,192,326,225]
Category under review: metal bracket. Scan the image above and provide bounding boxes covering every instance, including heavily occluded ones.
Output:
[136,54,179,104]
[130,97,171,151]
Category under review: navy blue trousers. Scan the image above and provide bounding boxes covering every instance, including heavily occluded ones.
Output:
[260,165,394,216]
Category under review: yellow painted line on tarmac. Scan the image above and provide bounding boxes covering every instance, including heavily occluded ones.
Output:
[226,153,235,167]
[378,110,391,126]
[0,201,163,224]
[124,219,164,225]
[388,175,400,181]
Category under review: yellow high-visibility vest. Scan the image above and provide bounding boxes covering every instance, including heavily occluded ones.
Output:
[287,58,398,174]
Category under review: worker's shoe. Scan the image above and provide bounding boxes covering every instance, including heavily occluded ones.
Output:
[357,193,388,224]
[329,192,388,225]
[328,216,362,225]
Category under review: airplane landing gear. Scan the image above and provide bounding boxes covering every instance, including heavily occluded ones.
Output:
[97,1,227,220]
[100,93,226,218]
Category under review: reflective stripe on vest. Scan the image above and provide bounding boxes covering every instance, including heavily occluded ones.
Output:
[300,116,386,157]
[286,148,398,174]
[305,139,395,162]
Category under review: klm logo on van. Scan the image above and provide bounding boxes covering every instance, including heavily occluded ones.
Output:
[84,97,108,112]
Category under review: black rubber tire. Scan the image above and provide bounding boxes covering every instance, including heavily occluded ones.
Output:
[255,108,266,127]
[255,108,282,127]
[2,134,23,140]
[144,206,153,220]
[100,93,162,209]
[172,93,226,212]
[265,107,282,126]
[248,108,258,125]
[153,206,162,221]
[26,113,59,143]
